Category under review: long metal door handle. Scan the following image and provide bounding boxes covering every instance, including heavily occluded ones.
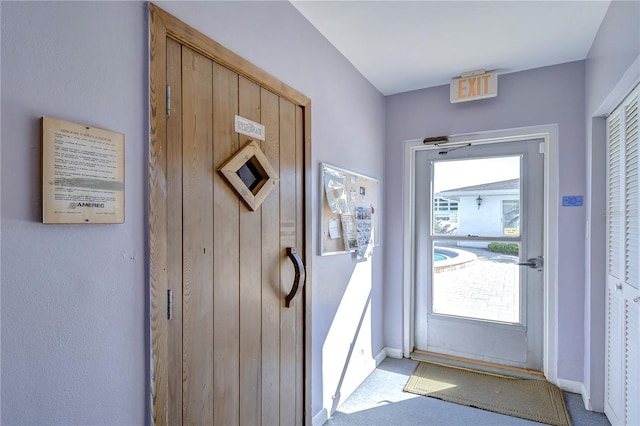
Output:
[285,247,306,308]
[518,256,543,269]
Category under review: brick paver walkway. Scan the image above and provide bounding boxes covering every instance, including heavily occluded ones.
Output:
[432,246,520,323]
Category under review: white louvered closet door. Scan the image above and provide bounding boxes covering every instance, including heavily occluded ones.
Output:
[606,106,624,426]
[606,84,639,426]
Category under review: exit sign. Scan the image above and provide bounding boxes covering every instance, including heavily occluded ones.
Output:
[450,71,498,103]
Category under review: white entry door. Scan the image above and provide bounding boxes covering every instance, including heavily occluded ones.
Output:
[414,139,544,371]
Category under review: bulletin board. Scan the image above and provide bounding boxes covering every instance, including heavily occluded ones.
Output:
[320,163,379,256]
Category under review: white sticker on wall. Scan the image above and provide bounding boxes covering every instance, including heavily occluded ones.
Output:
[235,115,265,141]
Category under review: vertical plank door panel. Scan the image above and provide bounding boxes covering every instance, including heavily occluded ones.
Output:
[212,61,241,426]
[295,105,305,422]
[165,37,183,426]
[238,76,263,426]
[148,6,169,424]
[261,87,281,425]
[279,97,297,426]
[181,46,214,424]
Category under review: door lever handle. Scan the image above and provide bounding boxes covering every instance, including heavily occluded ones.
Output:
[285,247,305,308]
[518,256,543,269]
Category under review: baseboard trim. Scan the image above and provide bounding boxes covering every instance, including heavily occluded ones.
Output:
[580,383,593,411]
[556,378,584,394]
[374,348,387,366]
[312,407,328,426]
[385,347,403,359]
[374,347,403,365]
[557,381,599,412]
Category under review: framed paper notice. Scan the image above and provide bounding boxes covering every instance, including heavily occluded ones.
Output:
[41,117,124,224]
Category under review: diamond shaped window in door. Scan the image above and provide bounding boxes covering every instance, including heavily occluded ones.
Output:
[219,140,278,211]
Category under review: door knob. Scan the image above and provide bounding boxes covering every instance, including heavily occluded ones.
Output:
[518,256,543,269]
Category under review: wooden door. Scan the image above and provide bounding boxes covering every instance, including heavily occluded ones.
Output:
[149,5,311,425]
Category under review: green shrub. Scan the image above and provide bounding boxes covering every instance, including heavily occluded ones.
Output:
[487,242,519,256]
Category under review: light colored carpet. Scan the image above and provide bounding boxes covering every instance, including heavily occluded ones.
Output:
[404,361,572,426]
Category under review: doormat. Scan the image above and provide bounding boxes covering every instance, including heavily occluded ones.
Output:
[404,361,572,426]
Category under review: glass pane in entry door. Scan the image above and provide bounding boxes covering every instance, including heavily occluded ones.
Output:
[433,156,521,237]
[432,241,521,323]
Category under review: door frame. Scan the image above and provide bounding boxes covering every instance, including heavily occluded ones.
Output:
[148,4,312,424]
[401,125,560,383]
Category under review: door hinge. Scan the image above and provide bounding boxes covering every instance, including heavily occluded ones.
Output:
[166,85,171,117]
[167,289,173,320]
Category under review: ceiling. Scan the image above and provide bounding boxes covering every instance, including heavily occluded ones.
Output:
[290,1,612,96]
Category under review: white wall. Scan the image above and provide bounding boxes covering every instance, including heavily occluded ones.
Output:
[384,61,587,382]
[1,2,148,424]
[583,0,640,411]
[1,1,386,423]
